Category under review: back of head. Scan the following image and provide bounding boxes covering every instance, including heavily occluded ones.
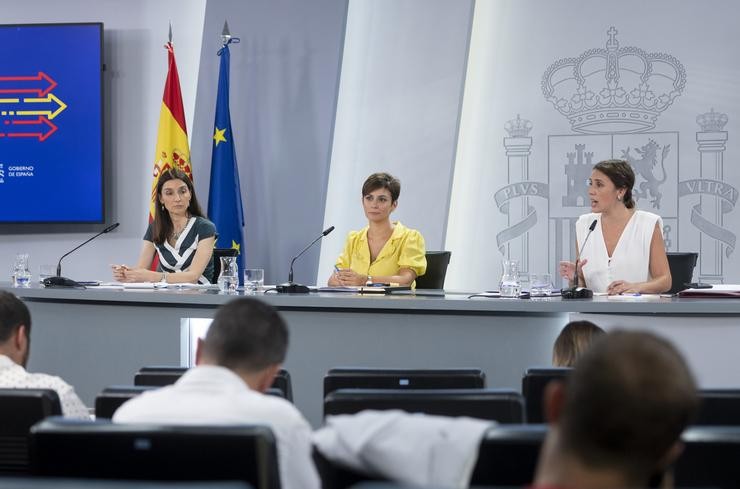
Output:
[559,330,698,483]
[0,291,30,343]
[201,298,288,373]
[552,320,605,367]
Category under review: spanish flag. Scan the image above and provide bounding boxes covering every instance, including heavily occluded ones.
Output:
[149,41,192,223]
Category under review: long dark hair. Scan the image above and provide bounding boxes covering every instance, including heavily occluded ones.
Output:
[151,168,205,244]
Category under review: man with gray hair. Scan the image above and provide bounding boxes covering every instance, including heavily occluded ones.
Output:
[114,297,319,489]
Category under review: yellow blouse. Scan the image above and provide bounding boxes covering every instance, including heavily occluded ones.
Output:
[335,221,427,282]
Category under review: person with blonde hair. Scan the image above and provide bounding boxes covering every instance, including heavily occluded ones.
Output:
[552,320,605,367]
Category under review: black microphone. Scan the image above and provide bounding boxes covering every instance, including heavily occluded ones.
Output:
[44,222,120,287]
[277,225,335,293]
[562,219,597,300]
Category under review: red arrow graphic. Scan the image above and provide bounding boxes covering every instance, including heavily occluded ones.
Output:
[0,116,57,141]
[0,72,57,97]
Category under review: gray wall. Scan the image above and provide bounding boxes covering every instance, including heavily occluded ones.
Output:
[191,0,348,285]
[0,0,346,288]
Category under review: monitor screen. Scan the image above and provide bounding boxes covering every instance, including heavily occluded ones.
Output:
[0,23,103,223]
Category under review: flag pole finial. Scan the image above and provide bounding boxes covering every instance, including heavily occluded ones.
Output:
[221,20,231,45]
[168,21,173,43]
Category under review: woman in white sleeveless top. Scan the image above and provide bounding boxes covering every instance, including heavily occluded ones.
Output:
[559,160,672,295]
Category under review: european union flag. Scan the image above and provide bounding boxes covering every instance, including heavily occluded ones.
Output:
[208,41,245,277]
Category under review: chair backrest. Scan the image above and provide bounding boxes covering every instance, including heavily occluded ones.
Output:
[674,426,740,489]
[323,388,524,422]
[324,367,485,399]
[469,424,546,486]
[211,248,239,284]
[134,366,188,387]
[666,252,698,294]
[135,367,293,402]
[95,385,156,419]
[0,388,62,475]
[521,367,572,423]
[694,389,740,425]
[30,417,280,489]
[414,251,451,289]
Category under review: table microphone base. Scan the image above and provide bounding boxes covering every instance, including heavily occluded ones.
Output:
[276,283,310,294]
[43,276,84,288]
[560,286,593,299]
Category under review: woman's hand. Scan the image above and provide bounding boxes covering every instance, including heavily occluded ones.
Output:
[111,265,155,283]
[334,268,367,286]
[559,259,587,279]
[607,280,640,295]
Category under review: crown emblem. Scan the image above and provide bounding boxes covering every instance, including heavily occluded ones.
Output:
[504,114,533,137]
[542,27,686,134]
[697,108,728,132]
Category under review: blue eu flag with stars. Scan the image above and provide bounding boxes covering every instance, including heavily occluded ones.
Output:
[208,40,245,278]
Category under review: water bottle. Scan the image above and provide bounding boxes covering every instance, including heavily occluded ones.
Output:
[217,256,238,293]
[499,260,521,298]
[12,254,31,288]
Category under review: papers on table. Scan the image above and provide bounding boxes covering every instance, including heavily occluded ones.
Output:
[678,284,740,298]
[96,282,219,290]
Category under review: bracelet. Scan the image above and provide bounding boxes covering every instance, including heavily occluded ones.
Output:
[366,275,373,286]
[160,271,167,283]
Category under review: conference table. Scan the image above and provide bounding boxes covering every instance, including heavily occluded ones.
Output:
[3,283,740,427]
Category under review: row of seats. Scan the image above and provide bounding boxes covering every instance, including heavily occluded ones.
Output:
[120,366,740,425]
[6,415,740,489]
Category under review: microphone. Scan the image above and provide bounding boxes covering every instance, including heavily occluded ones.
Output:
[44,222,120,287]
[276,225,335,293]
[561,219,597,300]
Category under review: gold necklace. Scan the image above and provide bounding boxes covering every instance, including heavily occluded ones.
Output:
[171,216,191,241]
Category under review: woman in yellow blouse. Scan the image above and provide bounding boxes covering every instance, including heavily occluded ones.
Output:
[328,172,427,287]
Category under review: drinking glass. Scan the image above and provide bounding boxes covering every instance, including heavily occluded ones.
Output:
[499,260,521,298]
[244,268,265,294]
[38,264,55,284]
[530,273,553,297]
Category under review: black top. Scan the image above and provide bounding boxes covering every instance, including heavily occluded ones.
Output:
[144,216,216,284]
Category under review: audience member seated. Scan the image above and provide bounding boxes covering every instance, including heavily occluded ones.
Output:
[113,297,319,489]
[532,330,698,489]
[0,291,88,419]
[552,320,605,367]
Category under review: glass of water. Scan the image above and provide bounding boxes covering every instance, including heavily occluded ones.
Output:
[244,268,264,294]
[530,273,553,297]
[38,264,55,284]
[12,254,31,288]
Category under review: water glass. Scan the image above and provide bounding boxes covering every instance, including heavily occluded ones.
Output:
[38,264,55,284]
[11,253,31,288]
[499,259,521,298]
[244,268,265,294]
[530,273,553,297]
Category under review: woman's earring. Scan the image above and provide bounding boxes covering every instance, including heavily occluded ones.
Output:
[161,204,165,211]
[617,194,622,201]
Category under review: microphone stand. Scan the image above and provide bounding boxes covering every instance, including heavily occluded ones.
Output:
[45,223,120,287]
[277,226,334,293]
[561,219,597,300]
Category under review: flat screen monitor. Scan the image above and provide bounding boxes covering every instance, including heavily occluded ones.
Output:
[0,23,103,223]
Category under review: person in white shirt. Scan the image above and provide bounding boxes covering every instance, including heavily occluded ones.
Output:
[559,159,672,294]
[0,291,89,419]
[113,297,319,489]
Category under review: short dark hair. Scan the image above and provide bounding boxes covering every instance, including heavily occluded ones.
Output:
[560,330,698,483]
[552,320,605,367]
[593,159,636,209]
[152,168,206,245]
[362,172,401,203]
[0,291,31,343]
[201,298,288,373]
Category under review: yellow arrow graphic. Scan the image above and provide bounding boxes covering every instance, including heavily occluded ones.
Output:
[8,93,68,119]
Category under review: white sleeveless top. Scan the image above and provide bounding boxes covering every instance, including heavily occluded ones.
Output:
[577,210,662,293]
